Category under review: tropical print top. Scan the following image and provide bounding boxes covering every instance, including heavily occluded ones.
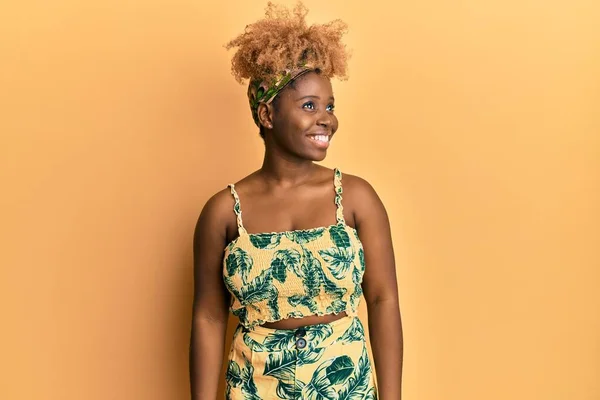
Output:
[223,168,365,329]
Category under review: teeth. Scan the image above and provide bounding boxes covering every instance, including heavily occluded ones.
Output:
[311,135,329,143]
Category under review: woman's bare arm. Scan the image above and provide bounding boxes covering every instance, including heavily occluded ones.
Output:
[190,191,233,400]
[348,175,403,400]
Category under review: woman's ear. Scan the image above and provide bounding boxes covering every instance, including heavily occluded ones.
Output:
[257,103,274,129]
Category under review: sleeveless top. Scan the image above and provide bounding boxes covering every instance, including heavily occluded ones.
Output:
[222,168,366,329]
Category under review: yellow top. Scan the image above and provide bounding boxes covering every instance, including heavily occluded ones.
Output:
[222,168,366,329]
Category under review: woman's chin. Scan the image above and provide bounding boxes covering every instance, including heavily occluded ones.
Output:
[306,150,327,162]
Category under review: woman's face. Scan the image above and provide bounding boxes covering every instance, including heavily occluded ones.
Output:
[267,72,339,162]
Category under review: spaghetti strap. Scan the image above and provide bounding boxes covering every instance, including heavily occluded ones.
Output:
[333,168,345,224]
[228,184,247,235]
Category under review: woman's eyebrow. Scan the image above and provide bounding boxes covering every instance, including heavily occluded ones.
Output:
[294,95,336,101]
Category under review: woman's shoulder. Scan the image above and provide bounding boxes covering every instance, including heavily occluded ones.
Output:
[195,173,261,245]
[195,186,235,233]
[200,169,256,212]
[201,186,234,213]
[337,169,387,225]
[338,169,379,200]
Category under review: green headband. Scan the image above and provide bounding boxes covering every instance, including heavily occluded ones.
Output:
[247,64,315,127]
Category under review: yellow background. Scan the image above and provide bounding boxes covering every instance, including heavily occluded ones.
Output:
[1,0,599,399]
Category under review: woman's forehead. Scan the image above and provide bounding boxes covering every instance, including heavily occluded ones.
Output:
[284,73,334,99]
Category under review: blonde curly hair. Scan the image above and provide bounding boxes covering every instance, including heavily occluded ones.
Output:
[225,1,350,84]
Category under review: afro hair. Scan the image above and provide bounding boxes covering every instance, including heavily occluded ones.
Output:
[225,1,350,84]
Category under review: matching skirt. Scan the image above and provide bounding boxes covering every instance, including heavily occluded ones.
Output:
[225,316,378,400]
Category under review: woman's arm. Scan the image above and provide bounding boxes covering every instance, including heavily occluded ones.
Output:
[190,192,232,400]
[349,176,403,400]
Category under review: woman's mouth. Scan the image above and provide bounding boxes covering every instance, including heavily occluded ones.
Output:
[308,134,330,149]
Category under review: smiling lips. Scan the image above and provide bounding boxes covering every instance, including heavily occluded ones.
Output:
[308,134,331,149]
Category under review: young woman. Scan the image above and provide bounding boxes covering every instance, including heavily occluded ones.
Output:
[190,3,403,399]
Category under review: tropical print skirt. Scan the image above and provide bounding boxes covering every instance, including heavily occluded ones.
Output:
[225,316,378,400]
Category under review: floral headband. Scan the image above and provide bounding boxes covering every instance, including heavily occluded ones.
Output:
[247,64,315,127]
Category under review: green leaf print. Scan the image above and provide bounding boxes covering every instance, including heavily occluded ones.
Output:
[304,268,323,298]
[337,317,365,345]
[267,289,281,321]
[238,270,274,305]
[304,378,336,399]
[298,347,326,365]
[358,248,365,271]
[231,306,247,323]
[225,248,253,283]
[304,324,334,347]
[225,360,243,388]
[325,356,355,385]
[242,332,268,352]
[276,381,293,400]
[240,354,261,400]
[321,269,348,297]
[326,299,347,315]
[226,355,261,400]
[303,356,355,399]
[288,294,318,313]
[301,248,323,296]
[352,228,361,242]
[270,249,302,283]
[319,247,355,279]
[337,346,374,400]
[249,232,282,249]
[297,245,348,301]
[349,287,363,310]
[286,310,305,319]
[329,224,352,248]
[223,275,242,299]
[349,265,364,306]
[263,349,297,381]
[276,379,306,400]
[261,331,295,351]
[285,228,325,244]
[366,387,378,400]
[352,265,362,285]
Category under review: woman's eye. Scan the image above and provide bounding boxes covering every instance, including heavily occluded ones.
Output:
[302,101,315,110]
[327,104,335,112]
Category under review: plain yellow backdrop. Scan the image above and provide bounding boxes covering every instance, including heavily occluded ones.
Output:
[1,0,599,399]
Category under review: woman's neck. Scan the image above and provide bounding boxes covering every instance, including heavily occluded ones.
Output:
[259,156,318,187]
